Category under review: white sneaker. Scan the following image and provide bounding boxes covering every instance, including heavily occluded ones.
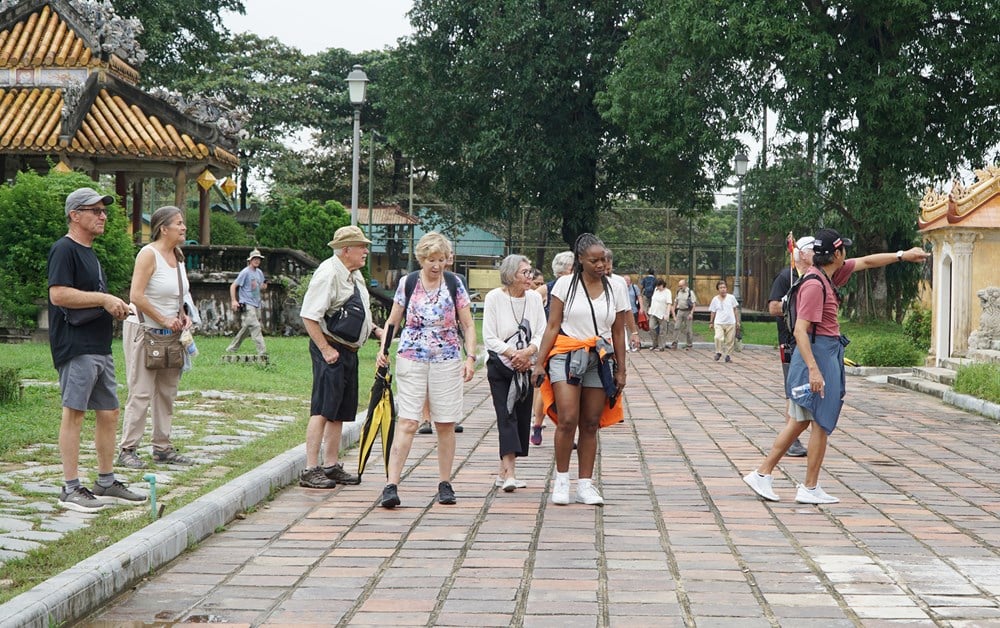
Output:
[502,477,519,492]
[743,472,780,502]
[494,477,527,488]
[551,475,570,505]
[795,484,839,504]
[575,482,604,506]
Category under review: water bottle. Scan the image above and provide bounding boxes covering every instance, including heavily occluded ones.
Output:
[790,384,811,400]
[180,329,198,357]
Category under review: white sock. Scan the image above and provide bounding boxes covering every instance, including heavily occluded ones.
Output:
[578,478,592,490]
[555,471,570,483]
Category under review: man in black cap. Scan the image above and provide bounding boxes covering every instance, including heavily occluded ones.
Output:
[49,188,145,512]
[744,228,928,505]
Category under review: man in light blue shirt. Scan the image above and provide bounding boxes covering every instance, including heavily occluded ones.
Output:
[227,249,267,355]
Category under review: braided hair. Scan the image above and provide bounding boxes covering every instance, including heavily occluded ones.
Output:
[564,233,614,317]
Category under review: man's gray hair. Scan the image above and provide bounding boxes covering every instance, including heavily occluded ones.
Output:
[551,251,574,276]
[498,254,530,286]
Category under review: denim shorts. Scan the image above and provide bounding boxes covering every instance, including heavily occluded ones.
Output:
[548,351,603,388]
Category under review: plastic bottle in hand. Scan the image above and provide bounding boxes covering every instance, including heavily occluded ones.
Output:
[180,329,198,357]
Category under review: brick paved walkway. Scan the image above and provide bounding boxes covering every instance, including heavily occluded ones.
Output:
[85,346,1000,626]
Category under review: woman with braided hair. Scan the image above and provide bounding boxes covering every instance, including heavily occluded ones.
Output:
[531,233,628,506]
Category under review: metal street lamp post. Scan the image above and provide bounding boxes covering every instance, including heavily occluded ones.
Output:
[346,64,369,226]
[733,152,749,303]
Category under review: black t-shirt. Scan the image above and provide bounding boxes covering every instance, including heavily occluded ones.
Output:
[47,236,114,368]
[768,267,801,347]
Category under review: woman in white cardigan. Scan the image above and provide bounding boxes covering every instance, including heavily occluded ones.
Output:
[482,254,546,491]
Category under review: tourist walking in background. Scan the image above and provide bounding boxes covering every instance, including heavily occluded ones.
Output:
[744,229,929,504]
[483,255,546,492]
[648,279,673,351]
[119,206,196,469]
[531,250,574,446]
[605,249,642,351]
[671,278,696,350]
[226,248,267,355]
[49,188,143,511]
[378,233,477,508]
[708,280,740,362]
[640,268,657,313]
[532,233,628,506]
[766,235,816,458]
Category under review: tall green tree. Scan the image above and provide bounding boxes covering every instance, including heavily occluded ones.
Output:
[172,34,316,211]
[383,0,640,247]
[254,197,350,262]
[602,0,1000,319]
[0,172,133,328]
[111,0,246,88]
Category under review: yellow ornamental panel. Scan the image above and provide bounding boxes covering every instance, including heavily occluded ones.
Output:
[220,177,236,196]
[196,169,216,191]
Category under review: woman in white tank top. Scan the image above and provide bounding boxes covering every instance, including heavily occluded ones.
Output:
[118,206,195,469]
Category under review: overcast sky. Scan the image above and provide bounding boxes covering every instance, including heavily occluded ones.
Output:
[221,0,415,54]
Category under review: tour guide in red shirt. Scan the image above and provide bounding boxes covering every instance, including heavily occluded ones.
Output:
[744,228,929,505]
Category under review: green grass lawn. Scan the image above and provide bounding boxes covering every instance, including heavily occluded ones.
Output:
[692,318,927,366]
[0,335,382,602]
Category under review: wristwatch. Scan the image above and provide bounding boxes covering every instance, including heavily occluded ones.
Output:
[896,250,904,261]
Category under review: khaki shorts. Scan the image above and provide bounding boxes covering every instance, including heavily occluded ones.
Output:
[395,356,463,422]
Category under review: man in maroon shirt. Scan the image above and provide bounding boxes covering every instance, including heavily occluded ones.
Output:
[744,228,929,505]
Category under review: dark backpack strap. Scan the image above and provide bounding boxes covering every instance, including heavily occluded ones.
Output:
[443,271,466,350]
[400,271,420,330]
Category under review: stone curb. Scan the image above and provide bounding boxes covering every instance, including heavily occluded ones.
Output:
[0,420,364,628]
[943,389,1000,421]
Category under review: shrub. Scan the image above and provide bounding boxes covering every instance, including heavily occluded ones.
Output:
[902,305,931,351]
[0,171,133,328]
[0,367,21,403]
[184,209,252,246]
[954,363,1000,405]
[845,335,922,367]
[255,196,350,261]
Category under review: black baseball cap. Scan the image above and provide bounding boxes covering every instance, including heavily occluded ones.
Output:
[812,228,852,255]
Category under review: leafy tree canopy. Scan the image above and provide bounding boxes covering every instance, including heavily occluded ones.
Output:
[0,171,133,328]
[170,33,316,211]
[602,0,1000,318]
[383,0,640,247]
[112,0,246,88]
[254,196,351,261]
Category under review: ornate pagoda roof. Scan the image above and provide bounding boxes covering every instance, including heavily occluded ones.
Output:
[0,0,240,176]
[919,165,1000,232]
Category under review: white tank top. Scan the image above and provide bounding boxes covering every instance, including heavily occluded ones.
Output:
[134,245,189,329]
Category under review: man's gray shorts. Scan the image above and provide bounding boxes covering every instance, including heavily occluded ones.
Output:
[57,354,119,412]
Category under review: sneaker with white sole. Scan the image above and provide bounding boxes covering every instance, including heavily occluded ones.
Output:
[494,477,527,489]
[795,483,839,504]
[57,485,106,513]
[743,472,780,501]
[575,482,604,506]
[92,480,147,505]
[551,475,570,505]
[502,477,519,492]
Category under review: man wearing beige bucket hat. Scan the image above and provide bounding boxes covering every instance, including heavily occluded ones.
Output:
[226,248,268,355]
[298,225,380,488]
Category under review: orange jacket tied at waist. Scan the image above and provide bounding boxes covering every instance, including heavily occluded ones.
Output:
[539,334,623,429]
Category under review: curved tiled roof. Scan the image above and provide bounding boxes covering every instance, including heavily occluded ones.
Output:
[0,4,95,69]
[0,86,238,168]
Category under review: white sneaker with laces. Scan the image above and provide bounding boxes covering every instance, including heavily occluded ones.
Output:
[795,483,839,504]
[551,475,570,505]
[575,481,604,506]
[743,472,780,502]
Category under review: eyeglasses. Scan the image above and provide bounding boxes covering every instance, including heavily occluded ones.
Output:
[518,269,533,277]
[74,206,108,216]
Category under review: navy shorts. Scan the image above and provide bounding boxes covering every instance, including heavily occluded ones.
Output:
[309,340,360,422]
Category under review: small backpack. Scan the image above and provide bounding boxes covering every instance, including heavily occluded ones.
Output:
[782,273,827,346]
